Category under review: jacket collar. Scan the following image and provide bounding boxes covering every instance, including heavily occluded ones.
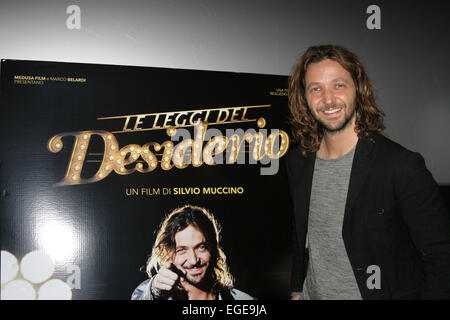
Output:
[296,151,316,229]
[297,134,376,220]
[344,135,375,220]
[292,133,376,224]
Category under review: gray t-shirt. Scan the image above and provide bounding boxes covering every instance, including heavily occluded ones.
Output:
[302,146,362,300]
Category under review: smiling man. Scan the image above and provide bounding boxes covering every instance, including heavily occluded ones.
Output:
[286,45,450,299]
[131,205,254,300]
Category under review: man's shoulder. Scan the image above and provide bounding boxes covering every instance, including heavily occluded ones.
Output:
[131,278,151,300]
[230,288,256,300]
[283,144,315,183]
[284,143,312,169]
[370,132,418,160]
[284,133,417,162]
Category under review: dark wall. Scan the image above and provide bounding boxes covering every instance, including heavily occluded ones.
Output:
[440,186,450,213]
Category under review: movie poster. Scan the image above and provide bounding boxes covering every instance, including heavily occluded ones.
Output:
[0,60,293,300]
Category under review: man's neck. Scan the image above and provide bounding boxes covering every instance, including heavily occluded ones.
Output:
[318,118,358,159]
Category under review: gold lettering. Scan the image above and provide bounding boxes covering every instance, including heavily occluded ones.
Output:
[192,122,207,167]
[163,113,175,128]
[173,138,192,169]
[126,188,139,196]
[202,186,245,195]
[133,115,146,131]
[227,133,255,163]
[203,136,227,165]
[266,131,290,159]
[122,116,133,132]
[139,143,158,172]
[160,141,175,171]
[47,120,290,187]
[114,144,141,175]
[152,114,162,129]
[175,112,188,126]
[216,109,229,123]
[203,109,211,123]
[189,111,203,126]
[230,108,241,122]
[47,130,118,186]
[240,107,250,121]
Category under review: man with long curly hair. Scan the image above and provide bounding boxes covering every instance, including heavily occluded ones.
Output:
[131,205,254,300]
[286,45,450,299]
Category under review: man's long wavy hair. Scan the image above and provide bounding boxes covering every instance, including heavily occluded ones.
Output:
[288,45,385,157]
[146,205,234,290]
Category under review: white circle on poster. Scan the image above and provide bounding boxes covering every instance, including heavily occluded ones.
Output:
[1,250,19,285]
[38,279,72,300]
[20,250,55,284]
[1,280,36,300]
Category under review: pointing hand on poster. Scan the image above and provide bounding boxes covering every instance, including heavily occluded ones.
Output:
[151,262,184,296]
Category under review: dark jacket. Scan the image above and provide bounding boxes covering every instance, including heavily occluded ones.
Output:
[285,132,450,299]
[131,278,255,300]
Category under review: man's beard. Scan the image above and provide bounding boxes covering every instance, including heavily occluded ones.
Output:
[173,266,216,300]
[315,102,356,134]
[183,263,213,291]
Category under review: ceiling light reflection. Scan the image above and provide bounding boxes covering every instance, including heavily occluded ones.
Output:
[37,218,77,263]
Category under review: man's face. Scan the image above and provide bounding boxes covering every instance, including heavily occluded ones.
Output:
[304,59,357,133]
[173,225,211,285]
